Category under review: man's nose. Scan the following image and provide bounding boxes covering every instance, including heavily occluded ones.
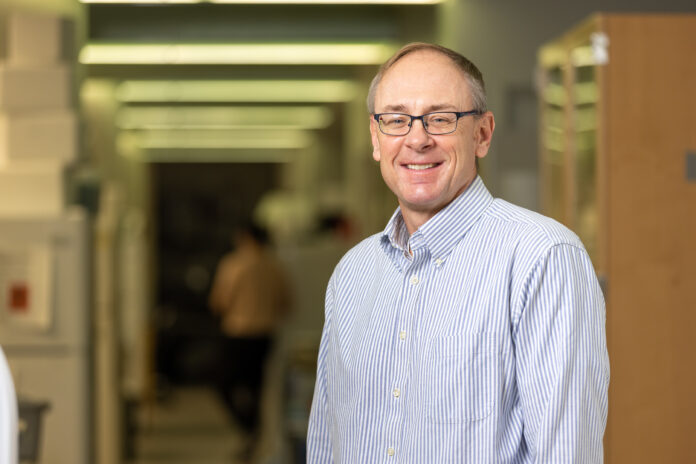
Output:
[405,117,433,149]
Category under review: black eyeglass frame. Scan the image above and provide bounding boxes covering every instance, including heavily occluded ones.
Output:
[372,110,482,136]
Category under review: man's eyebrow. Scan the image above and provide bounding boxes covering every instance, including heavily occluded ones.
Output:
[424,104,458,112]
[381,104,408,112]
[379,103,458,113]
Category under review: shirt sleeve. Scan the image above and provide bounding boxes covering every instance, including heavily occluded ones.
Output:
[208,255,237,314]
[307,274,335,463]
[514,243,610,463]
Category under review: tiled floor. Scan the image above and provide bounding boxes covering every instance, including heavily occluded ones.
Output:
[129,352,292,464]
[128,344,308,464]
[129,386,248,464]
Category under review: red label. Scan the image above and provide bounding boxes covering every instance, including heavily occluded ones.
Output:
[8,283,29,312]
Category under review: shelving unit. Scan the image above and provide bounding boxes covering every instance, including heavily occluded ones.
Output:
[538,14,696,464]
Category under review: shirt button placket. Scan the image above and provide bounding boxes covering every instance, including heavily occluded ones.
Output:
[391,271,419,461]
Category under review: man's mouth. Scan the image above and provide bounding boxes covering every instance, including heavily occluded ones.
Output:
[405,162,440,170]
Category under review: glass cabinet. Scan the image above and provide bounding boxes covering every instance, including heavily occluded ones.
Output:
[539,22,603,268]
[538,14,696,464]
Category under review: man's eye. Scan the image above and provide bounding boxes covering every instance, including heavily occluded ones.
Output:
[430,115,454,124]
[384,117,406,125]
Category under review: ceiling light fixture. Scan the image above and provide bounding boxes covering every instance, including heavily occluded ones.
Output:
[121,128,314,150]
[80,1,442,4]
[123,148,296,164]
[79,43,396,65]
[114,79,358,103]
[115,105,333,130]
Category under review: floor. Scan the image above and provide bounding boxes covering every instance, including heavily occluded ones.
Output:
[129,380,294,464]
[127,342,311,464]
[129,386,247,464]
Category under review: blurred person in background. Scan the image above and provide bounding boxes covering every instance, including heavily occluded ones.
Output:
[208,223,292,461]
[307,42,609,463]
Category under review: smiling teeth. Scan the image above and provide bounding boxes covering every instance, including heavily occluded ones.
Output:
[406,163,437,170]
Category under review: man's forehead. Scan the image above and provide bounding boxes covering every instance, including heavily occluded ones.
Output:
[382,50,465,80]
[375,51,471,109]
[381,102,459,112]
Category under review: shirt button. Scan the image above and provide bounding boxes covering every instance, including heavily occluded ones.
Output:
[387,447,395,457]
[399,330,406,340]
[435,258,443,267]
[410,275,419,285]
[393,388,401,398]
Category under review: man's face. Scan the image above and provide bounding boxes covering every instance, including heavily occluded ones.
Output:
[370,51,494,231]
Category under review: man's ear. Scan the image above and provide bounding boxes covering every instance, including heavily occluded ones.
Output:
[474,111,495,159]
[369,117,382,162]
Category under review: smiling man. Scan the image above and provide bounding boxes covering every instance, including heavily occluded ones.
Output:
[307,43,609,463]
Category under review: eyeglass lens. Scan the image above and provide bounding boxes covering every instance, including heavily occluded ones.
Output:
[378,112,458,135]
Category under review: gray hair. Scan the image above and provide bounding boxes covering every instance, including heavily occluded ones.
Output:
[367,42,487,114]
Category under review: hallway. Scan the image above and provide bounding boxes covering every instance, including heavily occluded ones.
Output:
[130,386,278,464]
[2,2,696,463]
[130,343,292,464]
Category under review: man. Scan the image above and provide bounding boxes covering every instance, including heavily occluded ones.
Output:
[208,224,291,459]
[307,43,609,463]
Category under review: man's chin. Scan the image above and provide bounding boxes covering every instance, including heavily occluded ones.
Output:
[400,196,446,215]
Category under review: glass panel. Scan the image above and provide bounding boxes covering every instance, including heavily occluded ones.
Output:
[541,65,566,223]
[570,61,598,262]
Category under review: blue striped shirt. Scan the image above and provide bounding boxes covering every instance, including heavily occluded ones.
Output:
[307,176,609,463]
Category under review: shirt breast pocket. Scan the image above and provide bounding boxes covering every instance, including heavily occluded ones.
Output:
[424,333,500,424]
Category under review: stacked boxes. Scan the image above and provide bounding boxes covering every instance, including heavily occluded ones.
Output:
[0,161,66,216]
[0,11,76,217]
[0,66,72,110]
[5,11,66,66]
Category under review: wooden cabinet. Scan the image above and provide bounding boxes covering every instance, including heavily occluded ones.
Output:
[538,14,696,464]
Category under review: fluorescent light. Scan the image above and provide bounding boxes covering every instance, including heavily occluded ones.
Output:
[121,129,314,149]
[117,128,311,162]
[80,43,396,65]
[210,0,443,3]
[134,150,295,163]
[121,146,295,163]
[80,1,199,3]
[80,1,442,4]
[116,105,333,130]
[115,80,357,102]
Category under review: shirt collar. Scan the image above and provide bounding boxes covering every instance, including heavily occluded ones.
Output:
[381,175,493,260]
[382,208,410,252]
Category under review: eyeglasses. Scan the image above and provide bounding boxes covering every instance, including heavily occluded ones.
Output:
[372,110,482,136]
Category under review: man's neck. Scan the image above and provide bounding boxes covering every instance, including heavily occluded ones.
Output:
[400,175,478,235]
[402,210,435,236]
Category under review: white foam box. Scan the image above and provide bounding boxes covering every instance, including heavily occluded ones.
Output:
[0,161,65,217]
[0,65,71,111]
[5,12,65,65]
[0,111,77,164]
